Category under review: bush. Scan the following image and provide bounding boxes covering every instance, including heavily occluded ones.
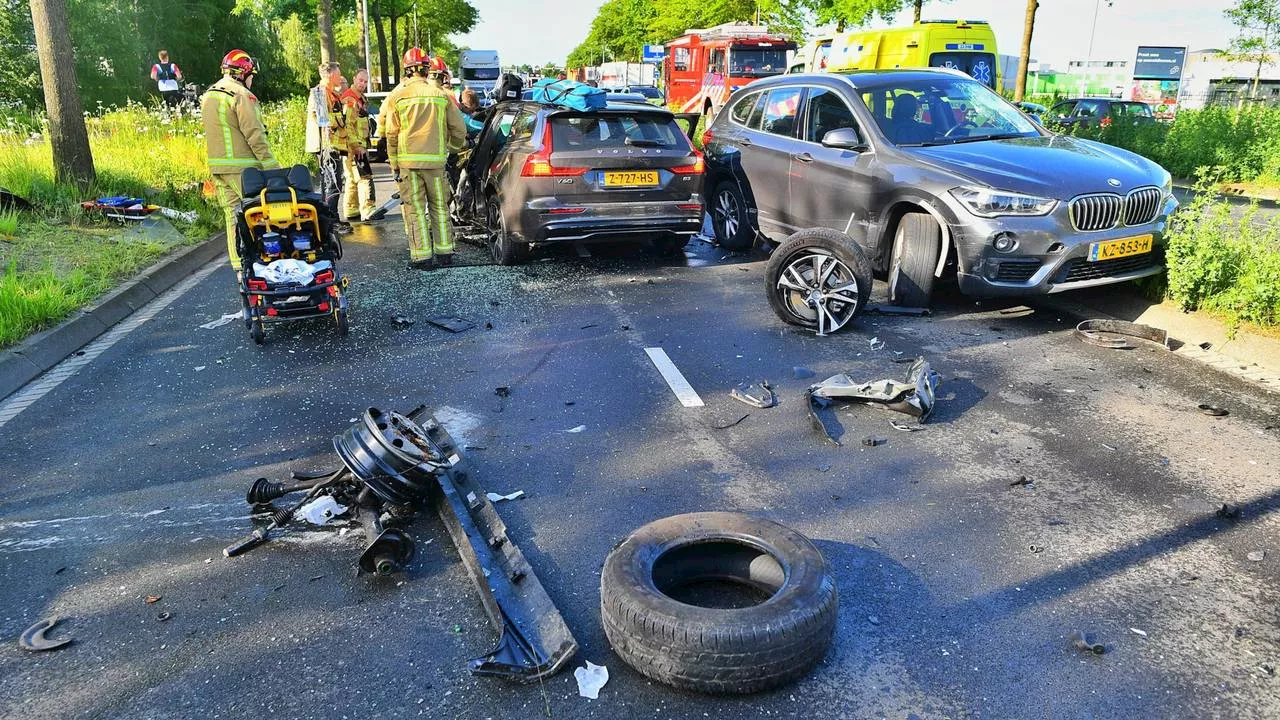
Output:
[1062,106,1280,187]
[1164,184,1280,328]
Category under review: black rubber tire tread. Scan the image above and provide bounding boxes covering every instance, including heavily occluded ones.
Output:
[889,212,941,308]
[487,196,528,266]
[711,181,754,251]
[764,228,873,332]
[600,512,838,694]
[335,309,349,337]
[251,321,265,345]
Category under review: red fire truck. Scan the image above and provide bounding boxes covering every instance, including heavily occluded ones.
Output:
[663,23,795,117]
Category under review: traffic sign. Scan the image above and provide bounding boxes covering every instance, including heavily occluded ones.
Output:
[642,45,665,63]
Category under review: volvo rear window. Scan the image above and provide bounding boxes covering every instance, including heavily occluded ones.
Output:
[551,114,689,150]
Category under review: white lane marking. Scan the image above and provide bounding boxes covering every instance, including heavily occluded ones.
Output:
[0,259,222,428]
[644,347,705,408]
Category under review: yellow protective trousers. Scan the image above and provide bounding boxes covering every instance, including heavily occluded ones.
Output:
[403,168,454,261]
[212,174,242,267]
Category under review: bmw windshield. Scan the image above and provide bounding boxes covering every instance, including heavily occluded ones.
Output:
[856,76,1041,147]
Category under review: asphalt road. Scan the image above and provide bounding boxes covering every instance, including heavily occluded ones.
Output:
[1,187,1278,719]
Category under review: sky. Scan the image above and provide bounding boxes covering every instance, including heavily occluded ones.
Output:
[457,0,1243,69]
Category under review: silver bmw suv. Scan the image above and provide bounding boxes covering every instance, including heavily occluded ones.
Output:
[703,69,1176,310]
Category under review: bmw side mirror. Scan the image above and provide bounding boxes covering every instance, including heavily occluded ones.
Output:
[821,128,867,151]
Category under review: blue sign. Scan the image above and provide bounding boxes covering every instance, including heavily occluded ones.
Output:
[1133,46,1185,81]
[642,45,665,63]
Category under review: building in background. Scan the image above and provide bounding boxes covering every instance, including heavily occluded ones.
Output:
[1178,49,1280,109]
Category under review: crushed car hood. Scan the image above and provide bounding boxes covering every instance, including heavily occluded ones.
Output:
[911,135,1165,199]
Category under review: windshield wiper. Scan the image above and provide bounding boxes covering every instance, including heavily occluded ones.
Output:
[946,133,1032,144]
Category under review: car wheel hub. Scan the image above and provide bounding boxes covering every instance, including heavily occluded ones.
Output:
[775,252,860,337]
[715,191,738,238]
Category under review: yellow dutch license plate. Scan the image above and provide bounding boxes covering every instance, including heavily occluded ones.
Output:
[1088,234,1153,262]
[603,171,659,187]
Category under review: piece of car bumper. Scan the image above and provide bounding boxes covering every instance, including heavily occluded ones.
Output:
[517,199,703,244]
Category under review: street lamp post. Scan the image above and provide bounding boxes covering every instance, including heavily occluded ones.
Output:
[1081,0,1114,96]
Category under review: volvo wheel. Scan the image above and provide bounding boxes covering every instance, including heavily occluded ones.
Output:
[487,196,528,266]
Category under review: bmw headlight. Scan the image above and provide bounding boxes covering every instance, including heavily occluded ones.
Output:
[1160,172,1173,197]
[950,186,1057,218]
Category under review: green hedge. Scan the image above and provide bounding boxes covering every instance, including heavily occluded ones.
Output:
[1061,106,1280,186]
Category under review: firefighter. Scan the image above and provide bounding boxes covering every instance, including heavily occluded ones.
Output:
[200,49,279,269]
[385,53,467,269]
[379,51,422,249]
[340,69,376,222]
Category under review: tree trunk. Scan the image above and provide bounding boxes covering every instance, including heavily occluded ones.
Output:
[356,0,368,75]
[29,0,95,190]
[1254,56,1264,100]
[317,0,337,65]
[913,0,922,23]
[390,14,399,84]
[372,0,389,90]
[1013,0,1038,103]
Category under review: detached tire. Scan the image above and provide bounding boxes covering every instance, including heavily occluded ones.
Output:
[765,228,873,334]
[601,512,838,694]
[888,212,941,307]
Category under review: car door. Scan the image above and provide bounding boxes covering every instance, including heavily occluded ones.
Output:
[788,86,878,246]
[737,85,805,235]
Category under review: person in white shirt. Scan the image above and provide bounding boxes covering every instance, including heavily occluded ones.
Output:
[150,50,183,107]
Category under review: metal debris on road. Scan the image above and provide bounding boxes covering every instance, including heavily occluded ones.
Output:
[1069,629,1105,655]
[1198,404,1229,417]
[730,380,776,409]
[199,312,242,330]
[391,314,415,328]
[1248,550,1266,562]
[1130,628,1147,637]
[1217,503,1242,519]
[1028,544,1045,553]
[1074,319,1171,350]
[805,357,941,445]
[157,612,173,622]
[869,337,885,351]
[494,386,510,398]
[426,316,475,333]
[144,595,161,604]
[712,413,750,430]
[19,617,72,652]
[861,436,886,447]
[222,407,580,682]
[486,490,525,502]
[889,419,924,432]
[574,661,609,699]
[1010,476,1033,488]
[566,425,587,433]
[297,496,349,526]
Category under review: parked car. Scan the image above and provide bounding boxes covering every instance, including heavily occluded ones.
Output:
[1045,97,1156,129]
[619,85,665,106]
[365,90,390,163]
[702,69,1176,329]
[453,100,705,264]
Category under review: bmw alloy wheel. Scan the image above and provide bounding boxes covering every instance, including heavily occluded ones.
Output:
[715,189,740,239]
[774,252,861,336]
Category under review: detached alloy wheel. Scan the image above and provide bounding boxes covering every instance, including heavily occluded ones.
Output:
[765,228,873,336]
[486,195,527,266]
[712,181,753,251]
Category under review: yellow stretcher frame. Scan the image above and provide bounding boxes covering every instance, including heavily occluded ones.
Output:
[241,187,324,262]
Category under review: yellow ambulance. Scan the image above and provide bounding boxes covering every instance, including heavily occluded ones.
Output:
[789,20,1000,89]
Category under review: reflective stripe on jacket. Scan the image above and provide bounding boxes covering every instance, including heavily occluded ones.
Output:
[340,89,370,150]
[200,76,279,176]
[384,76,466,170]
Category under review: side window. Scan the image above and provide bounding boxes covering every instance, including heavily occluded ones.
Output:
[1076,100,1102,117]
[729,92,758,125]
[760,87,802,138]
[510,112,536,141]
[1050,100,1076,118]
[803,88,860,144]
[745,91,769,130]
[709,49,726,74]
[496,111,518,137]
[673,48,690,72]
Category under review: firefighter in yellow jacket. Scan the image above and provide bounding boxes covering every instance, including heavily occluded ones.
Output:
[385,51,467,268]
[200,50,279,267]
[340,69,376,221]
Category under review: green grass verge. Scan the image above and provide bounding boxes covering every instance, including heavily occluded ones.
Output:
[0,99,312,349]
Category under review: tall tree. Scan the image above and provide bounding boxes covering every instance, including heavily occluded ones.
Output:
[318,0,337,64]
[1224,0,1280,100]
[1013,0,1037,102]
[809,0,908,32]
[28,0,94,190]
[912,0,921,22]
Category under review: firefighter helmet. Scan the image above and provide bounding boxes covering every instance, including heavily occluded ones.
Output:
[221,50,257,79]
[402,48,429,71]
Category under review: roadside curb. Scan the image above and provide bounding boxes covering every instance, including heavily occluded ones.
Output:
[1039,295,1280,394]
[0,235,225,402]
